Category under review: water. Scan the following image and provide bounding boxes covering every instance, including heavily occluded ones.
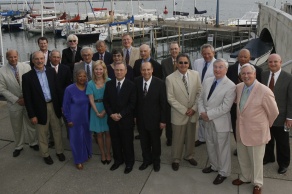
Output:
[0,0,285,63]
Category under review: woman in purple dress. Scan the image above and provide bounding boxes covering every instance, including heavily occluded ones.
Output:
[63,69,92,170]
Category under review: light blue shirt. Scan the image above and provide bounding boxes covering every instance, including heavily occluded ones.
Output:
[34,67,52,102]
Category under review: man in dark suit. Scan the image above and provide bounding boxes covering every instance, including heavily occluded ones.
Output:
[30,37,51,69]
[103,62,136,174]
[61,34,82,73]
[226,49,262,155]
[22,51,65,165]
[133,44,163,79]
[92,40,113,66]
[134,62,167,172]
[262,54,292,174]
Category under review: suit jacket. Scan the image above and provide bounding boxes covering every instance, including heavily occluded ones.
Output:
[198,76,236,132]
[134,76,167,130]
[161,57,192,80]
[261,70,292,126]
[133,58,163,79]
[92,51,113,66]
[166,69,202,125]
[61,46,82,73]
[192,58,216,82]
[29,50,51,69]
[0,62,31,111]
[22,67,62,125]
[46,64,72,104]
[123,47,140,68]
[73,61,92,82]
[236,80,279,146]
[227,61,263,84]
[103,79,136,129]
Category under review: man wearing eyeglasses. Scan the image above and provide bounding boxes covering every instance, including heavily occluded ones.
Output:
[92,40,113,66]
[61,34,82,73]
[73,47,94,82]
[166,54,202,171]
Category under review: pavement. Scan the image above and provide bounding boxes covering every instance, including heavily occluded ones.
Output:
[0,100,291,194]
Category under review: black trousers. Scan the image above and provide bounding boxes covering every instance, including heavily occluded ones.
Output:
[230,103,237,141]
[264,126,290,168]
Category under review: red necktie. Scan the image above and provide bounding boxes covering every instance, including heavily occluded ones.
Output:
[269,73,274,91]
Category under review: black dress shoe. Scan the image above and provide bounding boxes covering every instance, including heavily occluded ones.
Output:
[195,140,206,147]
[139,162,151,170]
[202,166,217,173]
[44,156,54,165]
[106,160,111,165]
[30,145,39,151]
[48,141,55,148]
[172,162,179,171]
[110,163,121,171]
[56,153,66,161]
[278,166,288,174]
[184,158,198,166]
[213,174,227,185]
[13,148,23,157]
[135,135,140,140]
[153,164,160,172]
[166,139,172,146]
[124,166,133,174]
[263,159,275,165]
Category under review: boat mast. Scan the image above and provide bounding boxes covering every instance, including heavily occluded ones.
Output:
[0,16,4,66]
[173,0,175,17]
[41,0,44,36]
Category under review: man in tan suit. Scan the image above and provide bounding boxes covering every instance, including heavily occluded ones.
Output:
[232,64,278,194]
[0,50,38,157]
[166,53,202,171]
[122,34,140,68]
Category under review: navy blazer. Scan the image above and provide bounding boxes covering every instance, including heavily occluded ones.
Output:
[61,46,83,73]
[92,51,113,66]
[133,58,163,79]
[29,50,51,69]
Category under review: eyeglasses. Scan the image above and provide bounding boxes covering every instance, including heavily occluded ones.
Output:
[113,54,122,57]
[178,61,189,65]
[69,40,77,43]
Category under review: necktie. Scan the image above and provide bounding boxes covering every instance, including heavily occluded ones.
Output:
[125,49,130,65]
[239,87,250,112]
[207,80,217,100]
[182,75,188,95]
[269,73,275,91]
[86,64,91,81]
[100,54,103,61]
[117,81,121,94]
[72,50,76,63]
[201,62,208,83]
[54,66,58,73]
[173,60,176,71]
[14,67,20,85]
[143,82,148,96]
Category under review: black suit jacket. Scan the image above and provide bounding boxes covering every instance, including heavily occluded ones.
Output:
[61,46,82,73]
[29,50,51,69]
[134,76,167,130]
[92,51,113,66]
[22,67,62,125]
[103,79,136,129]
[133,58,163,79]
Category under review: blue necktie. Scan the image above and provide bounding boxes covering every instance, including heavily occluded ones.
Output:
[207,80,217,100]
[201,62,208,83]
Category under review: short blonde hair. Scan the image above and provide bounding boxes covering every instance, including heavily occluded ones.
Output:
[92,60,108,81]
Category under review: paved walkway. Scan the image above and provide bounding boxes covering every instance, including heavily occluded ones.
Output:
[0,100,291,194]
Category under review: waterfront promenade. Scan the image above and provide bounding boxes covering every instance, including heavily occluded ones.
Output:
[0,100,291,194]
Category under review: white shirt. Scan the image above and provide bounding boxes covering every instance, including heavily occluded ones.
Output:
[116,77,125,88]
[143,76,152,91]
[268,69,281,86]
[51,63,59,73]
[178,71,188,85]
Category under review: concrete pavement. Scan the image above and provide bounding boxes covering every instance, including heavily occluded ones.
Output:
[0,100,291,194]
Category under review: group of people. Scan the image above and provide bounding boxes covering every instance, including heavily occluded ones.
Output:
[0,32,291,194]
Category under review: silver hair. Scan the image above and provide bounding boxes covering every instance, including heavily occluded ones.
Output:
[80,47,93,55]
[240,63,256,73]
[213,58,229,68]
[67,34,78,42]
[200,44,215,53]
[140,44,151,52]
[49,49,61,57]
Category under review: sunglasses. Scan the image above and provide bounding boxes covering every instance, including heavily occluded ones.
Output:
[69,40,77,43]
[178,61,189,65]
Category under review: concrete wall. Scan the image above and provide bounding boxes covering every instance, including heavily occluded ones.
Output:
[258,3,292,65]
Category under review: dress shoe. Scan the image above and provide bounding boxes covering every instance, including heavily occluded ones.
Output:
[233,149,237,156]
[184,158,198,166]
[166,139,172,146]
[195,140,205,147]
[213,174,227,185]
[106,160,111,165]
[202,166,217,173]
[232,178,251,186]
[278,166,288,174]
[110,163,121,171]
[253,186,261,194]
[30,145,39,151]
[101,160,107,165]
[139,162,151,170]
[76,163,83,170]
[56,153,66,161]
[153,164,160,172]
[135,135,140,140]
[172,162,179,171]
[263,159,275,165]
[13,148,23,157]
[48,141,55,148]
[124,166,133,174]
[44,156,54,165]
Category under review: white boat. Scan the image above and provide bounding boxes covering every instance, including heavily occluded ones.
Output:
[61,23,106,39]
[227,11,258,27]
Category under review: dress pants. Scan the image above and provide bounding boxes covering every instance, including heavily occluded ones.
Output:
[197,119,206,142]
[9,107,38,150]
[35,102,64,157]
[230,103,237,141]
[138,126,161,165]
[172,121,196,163]
[205,121,231,177]
[165,103,172,141]
[237,141,265,187]
[264,126,290,168]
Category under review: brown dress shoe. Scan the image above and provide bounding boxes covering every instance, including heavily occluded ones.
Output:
[232,178,251,186]
[76,163,83,170]
[184,158,198,166]
[172,162,179,171]
[253,186,261,194]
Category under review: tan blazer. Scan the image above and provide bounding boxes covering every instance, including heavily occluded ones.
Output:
[236,80,279,146]
[123,47,140,68]
[198,76,236,132]
[166,69,202,125]
[0,62,31,111]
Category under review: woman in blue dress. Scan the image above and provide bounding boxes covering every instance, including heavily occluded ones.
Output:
[86,60,111,164]
[63,69,92,170]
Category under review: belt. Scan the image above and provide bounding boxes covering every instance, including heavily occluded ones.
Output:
[94,99,103,103]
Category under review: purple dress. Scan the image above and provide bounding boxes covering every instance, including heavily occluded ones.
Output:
[63,84,92,164]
